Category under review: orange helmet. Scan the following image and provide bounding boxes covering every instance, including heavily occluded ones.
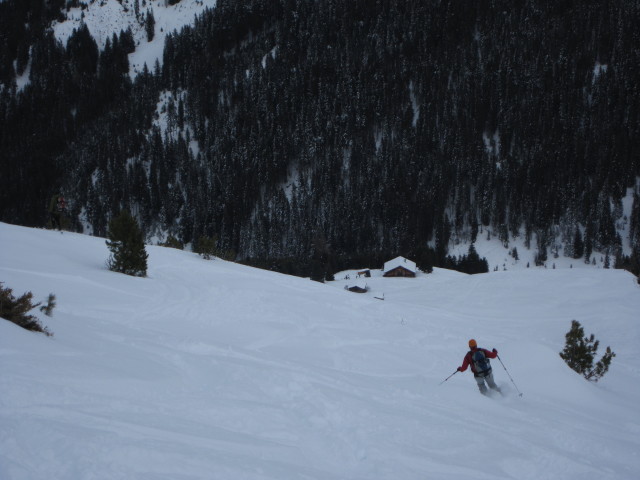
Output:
[468,339,477,348]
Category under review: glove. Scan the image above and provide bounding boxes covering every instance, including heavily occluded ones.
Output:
[457,366,463,372]
[492,348,497,354]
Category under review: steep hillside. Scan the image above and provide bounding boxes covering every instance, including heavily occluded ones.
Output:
[1,222,639,479]
[1,0,639,278]
[52,0,218,78]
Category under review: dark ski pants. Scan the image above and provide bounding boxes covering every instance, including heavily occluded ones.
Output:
[475,370,500,395]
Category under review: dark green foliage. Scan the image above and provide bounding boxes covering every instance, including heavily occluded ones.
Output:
[106,211,148,276]
[39,293,56,317]
[444,244,489,274]
[145,9,155,42]
[573,228,584,259]
[119,28,135,55]
[584,225,594,264]
[560,320,598,375]
[586,346,616,382]
[0,0,639,277]
[615,244,640,278]
[413,246,437,274]
[159,234,184,250]
[217,248,237,262]
[194,235,217,260]
[309,259,325,283]
[560,320,616,382]
[0,283,52,336]
[309,235,336,282]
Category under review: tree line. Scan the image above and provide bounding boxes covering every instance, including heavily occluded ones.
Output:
[1,0,639,277]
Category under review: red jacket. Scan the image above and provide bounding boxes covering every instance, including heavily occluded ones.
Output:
[459,347,497,374]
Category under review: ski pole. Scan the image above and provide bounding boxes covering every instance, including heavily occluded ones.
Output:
[439,370,458,385]
[497,354,523,397]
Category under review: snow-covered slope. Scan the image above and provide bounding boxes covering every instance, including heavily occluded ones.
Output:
[1,222,639,479]
[448,187,637,273]
[53,0,217,77]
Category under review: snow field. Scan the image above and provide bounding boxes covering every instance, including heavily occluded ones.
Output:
[1,222,639,479]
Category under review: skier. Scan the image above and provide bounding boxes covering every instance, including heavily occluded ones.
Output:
[457,339,502,395]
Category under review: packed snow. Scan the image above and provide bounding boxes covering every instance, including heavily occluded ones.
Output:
[1,222,639,479]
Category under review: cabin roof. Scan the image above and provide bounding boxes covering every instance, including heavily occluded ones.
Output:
[383,256,416,273]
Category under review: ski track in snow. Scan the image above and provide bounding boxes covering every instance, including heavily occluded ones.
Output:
[1,222,640,479]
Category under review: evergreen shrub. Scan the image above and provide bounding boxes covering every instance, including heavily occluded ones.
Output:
[106,211,148,276]
[39,293,57,317]
[0,283,52,336]
[195,235,217,260]
[159,234,184,250]
[560,320,615,382]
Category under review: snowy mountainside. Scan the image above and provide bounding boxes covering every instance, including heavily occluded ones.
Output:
[1,222,639,479]
[53,0,217,77]
[448,184,637,272]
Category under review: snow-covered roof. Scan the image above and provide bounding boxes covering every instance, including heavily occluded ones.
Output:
[383,256,416,273]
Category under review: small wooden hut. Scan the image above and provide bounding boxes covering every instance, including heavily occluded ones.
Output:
[348,286,368,293]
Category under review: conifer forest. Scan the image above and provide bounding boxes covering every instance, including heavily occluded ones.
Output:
[1,0,639,278]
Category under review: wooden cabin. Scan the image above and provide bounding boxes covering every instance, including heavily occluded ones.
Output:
[348,286,368,293]
[383,256,417,278]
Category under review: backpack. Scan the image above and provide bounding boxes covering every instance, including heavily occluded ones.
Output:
[472,349,491,374]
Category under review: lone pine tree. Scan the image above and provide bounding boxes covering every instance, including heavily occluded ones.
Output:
[560,320,616,382]
[106,211,148,277]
